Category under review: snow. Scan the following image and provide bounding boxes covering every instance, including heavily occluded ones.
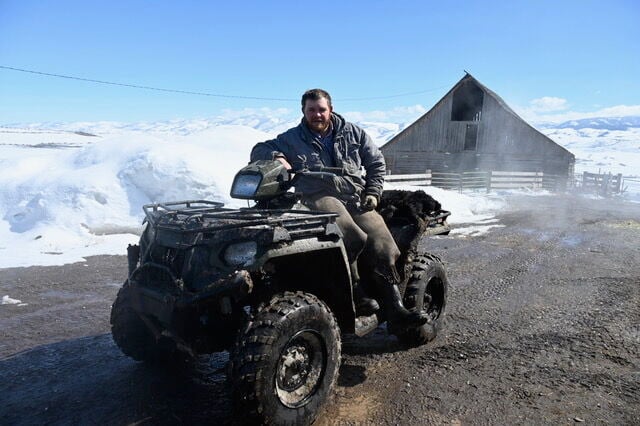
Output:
[541,126,640,176]
[0,125,264,267]
[1,114,639,268]
[2,295,27,306]
[540,124,640,203]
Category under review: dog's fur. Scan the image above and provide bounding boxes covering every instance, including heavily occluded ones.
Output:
[378,190,441,224]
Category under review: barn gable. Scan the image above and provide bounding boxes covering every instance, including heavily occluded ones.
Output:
[381,73,575,178]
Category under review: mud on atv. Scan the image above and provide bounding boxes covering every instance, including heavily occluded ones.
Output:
[110,160,450,425]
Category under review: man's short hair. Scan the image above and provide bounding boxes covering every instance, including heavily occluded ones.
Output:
[301,89,332,108]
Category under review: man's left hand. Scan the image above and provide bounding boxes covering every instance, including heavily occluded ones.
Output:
[362,195,378,211]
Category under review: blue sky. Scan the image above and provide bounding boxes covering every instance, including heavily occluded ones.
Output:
[1,0,639,124]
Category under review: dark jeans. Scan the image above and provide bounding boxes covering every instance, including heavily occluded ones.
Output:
[304,194,401,286]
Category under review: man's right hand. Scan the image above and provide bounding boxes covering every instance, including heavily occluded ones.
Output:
[361,195,378,211]
[275,156,292,170]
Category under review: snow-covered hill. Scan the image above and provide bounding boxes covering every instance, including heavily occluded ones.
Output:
[536,116,640,177]
[1,114,638,268]
[540,116,640,131]
[4,114,638,178]
[3,112,408,146]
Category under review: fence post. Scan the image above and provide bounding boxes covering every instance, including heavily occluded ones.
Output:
[616,173,623,193]
[486,171,491,193]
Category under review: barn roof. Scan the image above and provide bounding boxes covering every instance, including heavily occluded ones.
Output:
[381,73,573,158]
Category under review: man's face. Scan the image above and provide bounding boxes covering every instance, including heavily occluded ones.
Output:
[303,97,333,134]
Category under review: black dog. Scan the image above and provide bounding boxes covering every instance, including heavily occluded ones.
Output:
[378,190,442,224]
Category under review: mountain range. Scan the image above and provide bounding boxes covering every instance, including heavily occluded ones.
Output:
[5,115,639,142]
[538,116,640,131]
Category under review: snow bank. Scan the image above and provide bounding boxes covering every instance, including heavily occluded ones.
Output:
[0,126,269,267]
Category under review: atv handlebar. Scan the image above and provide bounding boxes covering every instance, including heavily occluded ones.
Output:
[285,166,347,188]
[289,165,346,177]
[307,166,345,175]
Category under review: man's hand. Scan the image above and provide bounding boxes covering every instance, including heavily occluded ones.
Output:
[361,195,378,211]
[275,156,292,170]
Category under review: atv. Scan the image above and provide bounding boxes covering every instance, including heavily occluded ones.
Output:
[110,160,450,425]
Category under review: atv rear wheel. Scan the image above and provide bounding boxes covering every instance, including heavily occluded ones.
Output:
[395,253,448,346]
[110,282,183,363]
[230,291,341,425]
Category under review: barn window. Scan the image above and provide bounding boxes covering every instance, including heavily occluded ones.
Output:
[464,124,478,150]
[451,81,484,121]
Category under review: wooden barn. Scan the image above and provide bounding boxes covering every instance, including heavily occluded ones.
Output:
[381,74,575,180]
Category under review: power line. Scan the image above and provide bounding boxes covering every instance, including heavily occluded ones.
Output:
[0,65,448,103]
[0,65,297,101]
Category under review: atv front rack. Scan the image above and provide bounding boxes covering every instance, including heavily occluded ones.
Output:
[143,199,339,235]
[143,200,225,217]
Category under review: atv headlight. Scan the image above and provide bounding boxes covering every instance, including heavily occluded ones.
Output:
[230,161,290,200]
[230,173,262,199]
[223,241,258,266]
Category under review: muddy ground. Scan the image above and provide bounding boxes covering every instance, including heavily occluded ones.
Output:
[1,194,638,425]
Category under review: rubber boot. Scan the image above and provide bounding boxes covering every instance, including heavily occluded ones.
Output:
[353,281,380,317]
[375,270,430,328]
[350,262,379,316]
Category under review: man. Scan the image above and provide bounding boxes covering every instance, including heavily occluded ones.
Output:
[250,89,428,328]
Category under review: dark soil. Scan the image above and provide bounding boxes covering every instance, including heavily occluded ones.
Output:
[1,194,638,425]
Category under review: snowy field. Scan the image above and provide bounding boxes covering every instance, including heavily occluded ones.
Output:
[0,115,638,268]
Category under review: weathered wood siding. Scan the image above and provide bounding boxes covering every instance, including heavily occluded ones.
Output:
[382,75,575,177]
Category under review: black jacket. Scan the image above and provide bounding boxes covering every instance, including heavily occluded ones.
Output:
[250,113,386,202]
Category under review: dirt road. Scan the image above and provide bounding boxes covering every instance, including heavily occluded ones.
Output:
[1,194,638,425]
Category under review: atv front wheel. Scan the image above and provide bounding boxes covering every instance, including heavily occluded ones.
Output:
[110,282,183,363]
[231,291,341,425]
[396,253,448,346]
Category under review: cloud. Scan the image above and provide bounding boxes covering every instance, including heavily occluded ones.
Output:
[529,97,569,112]
[209,105,430,126]
[593,105,640,117]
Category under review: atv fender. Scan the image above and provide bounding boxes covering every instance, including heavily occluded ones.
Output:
[253,239,357,333]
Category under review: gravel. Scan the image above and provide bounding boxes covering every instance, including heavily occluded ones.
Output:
[1,194,638,425]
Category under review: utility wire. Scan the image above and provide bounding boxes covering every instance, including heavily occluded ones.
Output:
[0,65,297,101]
[0,65,447,102]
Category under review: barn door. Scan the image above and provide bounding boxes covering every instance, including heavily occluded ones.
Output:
[385,153,395,174]
[464,124,478,151]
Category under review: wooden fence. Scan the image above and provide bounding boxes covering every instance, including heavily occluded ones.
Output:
[622,177,640,195]
[578,172,624,195]
[386,170,634,196]
[384,172,432,186]
[386,170,565,192]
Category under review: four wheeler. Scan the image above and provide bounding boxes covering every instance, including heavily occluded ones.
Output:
[110,160,450,425]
